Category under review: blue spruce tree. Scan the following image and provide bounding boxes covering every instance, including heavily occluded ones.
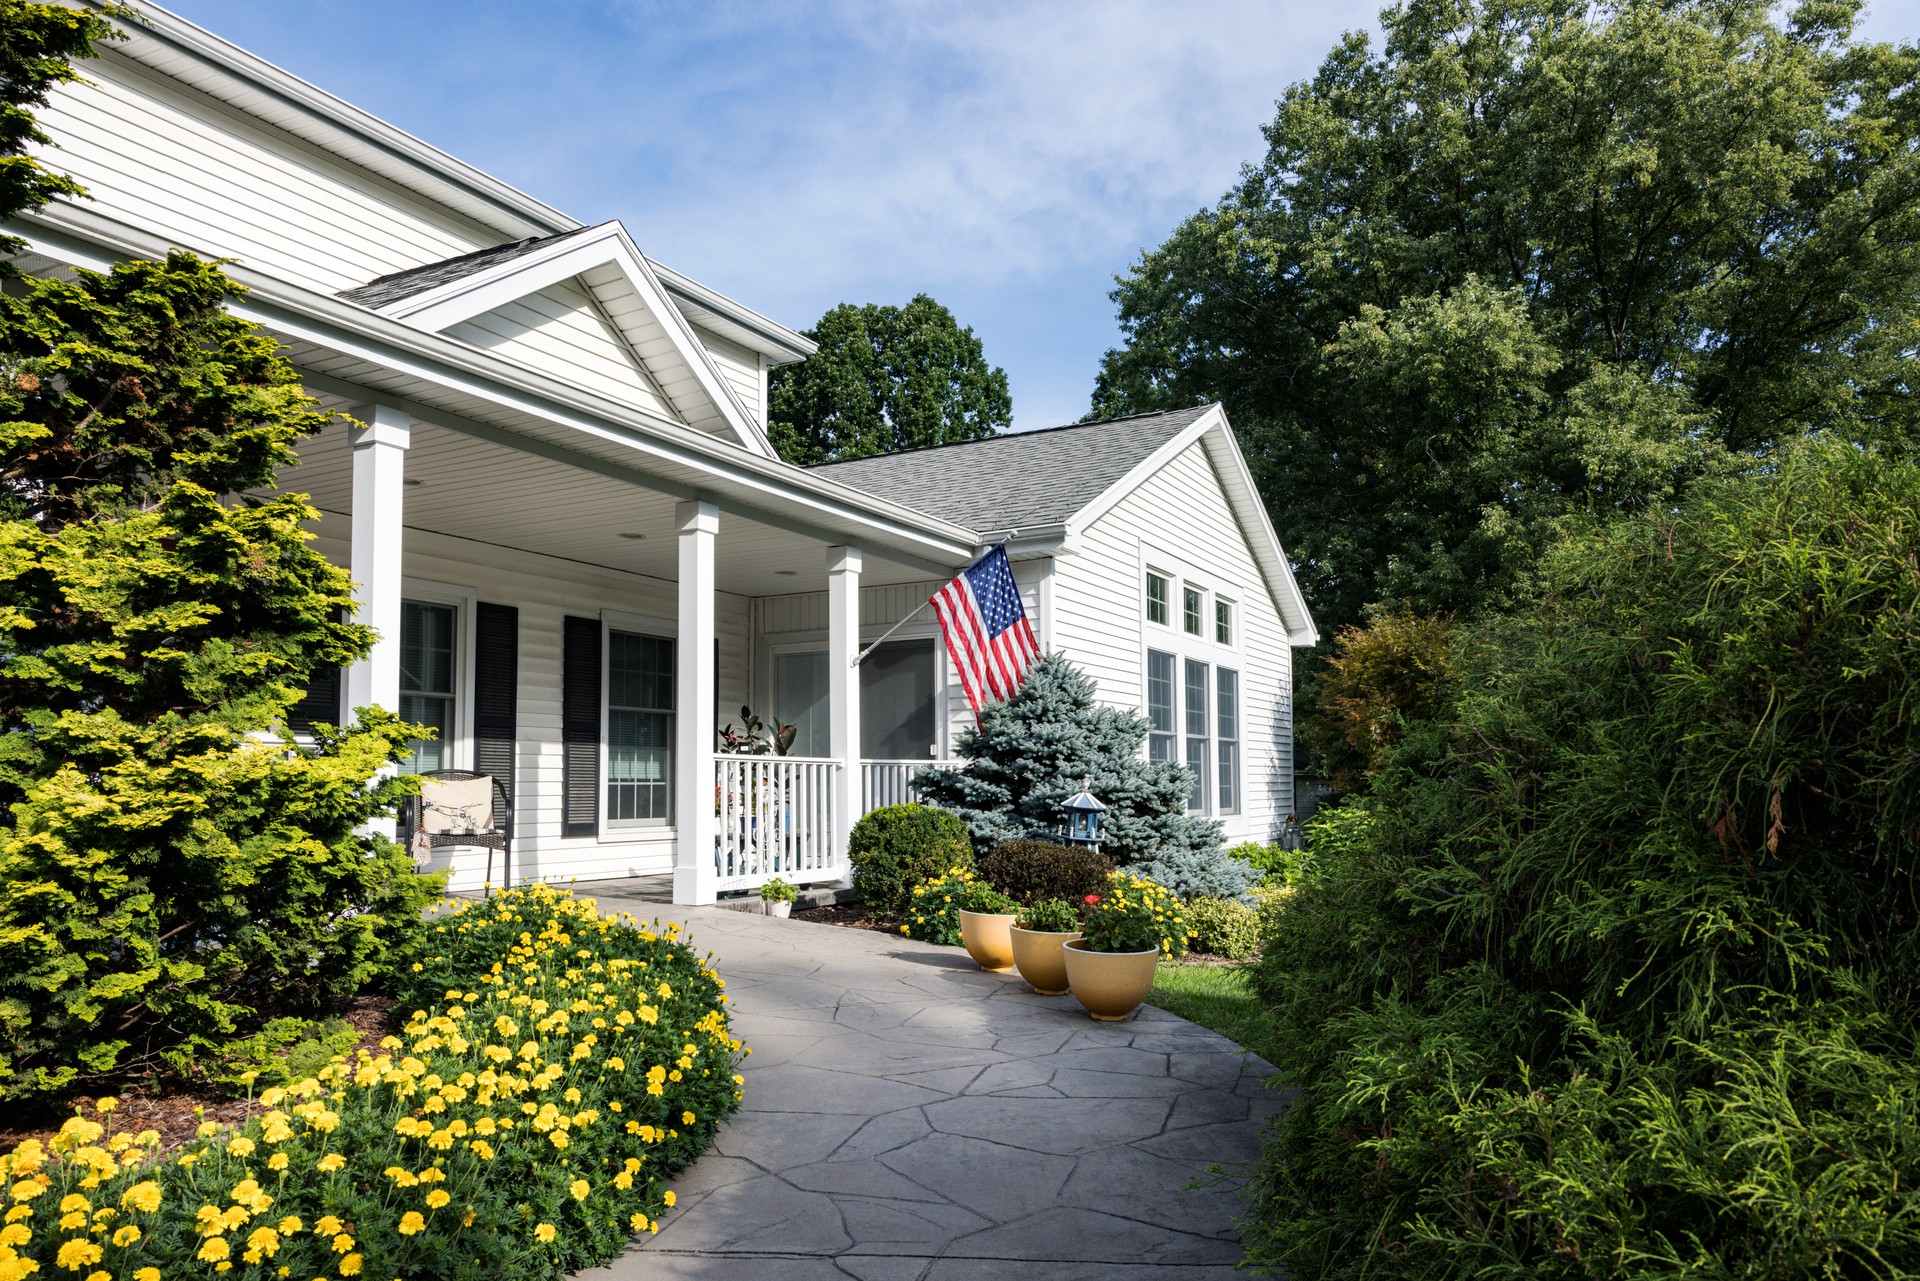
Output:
[914,653,1221,864]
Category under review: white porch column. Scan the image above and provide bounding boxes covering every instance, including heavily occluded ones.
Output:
[828,544,863,866]
[344,404,409,718]
[673,500,719,905]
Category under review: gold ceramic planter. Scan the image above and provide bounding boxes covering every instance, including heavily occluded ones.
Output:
[1062,938,1158,1021]
[958,909,1018,972]
[1008,927,1081,995]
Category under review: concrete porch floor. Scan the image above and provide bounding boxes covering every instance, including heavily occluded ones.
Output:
[571,876,1288,1281]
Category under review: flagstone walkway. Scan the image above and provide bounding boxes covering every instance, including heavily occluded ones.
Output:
[573,882,1287,1281]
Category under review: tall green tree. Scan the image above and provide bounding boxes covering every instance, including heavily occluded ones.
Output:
[1094,0,1920,633]
[769,293,1011,464]
[0,4,433,1098]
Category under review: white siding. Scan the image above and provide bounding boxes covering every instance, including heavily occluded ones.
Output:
[312,524,751,892]
[693,325,764,427]
[442,279,678,422]
[1053,441,1294,843]
[35,57,499,294]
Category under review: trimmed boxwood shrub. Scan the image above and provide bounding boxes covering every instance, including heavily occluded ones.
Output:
[1185,898,1261,959]
[847,804,972,916]
[977,839,1112,906]
[0,885,743,1281]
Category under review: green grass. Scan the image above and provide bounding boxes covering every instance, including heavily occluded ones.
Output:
[1149,961,1281,1065]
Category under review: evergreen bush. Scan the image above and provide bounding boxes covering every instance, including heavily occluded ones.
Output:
[1134,845,1260,903]
[846,804,973,916]
[1185,898,1260,959]
[1248,441,1920,1277]
[914,653,1220,863]
[0,6,436,1098]
[977,839,1113,906]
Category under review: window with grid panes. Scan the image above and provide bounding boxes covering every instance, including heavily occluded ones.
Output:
[1146,650,1176,763]
[399,600,456,773]
[1215,599,1233,645]
[1183,586,1203,635]
[1184,657,1210,811]
[607,631,674,824]
[1217,667,1240,814]
[1146,572,1169,626]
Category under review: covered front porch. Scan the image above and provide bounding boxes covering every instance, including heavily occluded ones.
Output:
[279,394,977,904]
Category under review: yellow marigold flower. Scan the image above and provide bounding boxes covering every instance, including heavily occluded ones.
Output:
[662,1191,676,1207]
[58,1198,87,1217]
[424,1191,449,1210]
[111,1226,140,1247]
[83,1273,107,1281]
[277,1217,301,1235]
[267,1154,288,1173]
[314,1217,342,1237]
[315,1155,345,1175]
[681,1111,696,1125]
[547,1132,568,1151]
[417,1169,445,1184]
[246,1227,280,1257]
[57,1212,84,1232]
[628,1213,649,1232]
[225,1138,255,1159]
[0,1224,28,1248]
[57,1239,103,1271]
[568,1180,589,1202]
[118,1184,160,1215]
[396,1213,424,1237]
[134,1270,159,1281]
[533,1224,556,1245]
[330,1234,353,1254]
[338,1252,363,1276]
[196,1238,230,1264]
[613,1172,633,1190]
[12,1180,46,1202]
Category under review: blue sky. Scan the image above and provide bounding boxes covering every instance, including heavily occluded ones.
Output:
[164,1,1919,432]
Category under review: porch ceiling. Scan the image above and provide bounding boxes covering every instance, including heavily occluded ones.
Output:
[282,415,951,598]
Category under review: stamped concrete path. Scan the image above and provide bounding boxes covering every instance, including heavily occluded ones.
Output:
[573,882,1286,1281]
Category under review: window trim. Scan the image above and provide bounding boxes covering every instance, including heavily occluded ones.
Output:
[1136,546,1246,820]
[1215,598,1234,646]
[1145,570,1172,629]
[599,609,677,840]
[400,578,477,774]
[1183,584,1206,636]
[757,621,954,762]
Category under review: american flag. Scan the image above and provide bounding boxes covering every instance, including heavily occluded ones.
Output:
[931,544,1040,723]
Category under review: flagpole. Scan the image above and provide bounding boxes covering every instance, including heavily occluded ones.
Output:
[850,537,1015,668]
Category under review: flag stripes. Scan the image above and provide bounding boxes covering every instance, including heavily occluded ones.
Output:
[932,544,1040,724]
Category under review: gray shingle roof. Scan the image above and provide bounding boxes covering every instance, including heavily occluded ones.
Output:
[808,405,1216,532]
[338,225,600,308]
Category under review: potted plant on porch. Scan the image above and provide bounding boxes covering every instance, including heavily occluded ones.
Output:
[1062,872,1190,1020]
[760,877,798,918]
[1008,897,1082,995]
[955,881,1020,972]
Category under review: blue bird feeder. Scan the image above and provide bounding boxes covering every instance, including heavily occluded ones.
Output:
[1061,777,1108,853]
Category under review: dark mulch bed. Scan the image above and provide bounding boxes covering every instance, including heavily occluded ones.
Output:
[791,902,903,934]
[0,994,402,1157]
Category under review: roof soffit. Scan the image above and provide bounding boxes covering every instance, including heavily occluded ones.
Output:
[366,222,776,459]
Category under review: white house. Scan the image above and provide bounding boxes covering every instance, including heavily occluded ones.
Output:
[6,3,1318,903]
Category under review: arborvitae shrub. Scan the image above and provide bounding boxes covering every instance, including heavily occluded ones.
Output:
[1134,844,1261,903]
[977,839,1113,906]
[847,804,973,916]
[1186,897,1260,958]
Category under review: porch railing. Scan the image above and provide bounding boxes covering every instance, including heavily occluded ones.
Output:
[860,758,966,815]
[713,755,841,893]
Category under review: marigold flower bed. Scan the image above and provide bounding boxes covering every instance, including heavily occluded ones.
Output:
[0,885,745,1281]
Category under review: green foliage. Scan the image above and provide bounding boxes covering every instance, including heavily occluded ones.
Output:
[1227,840,1313,889]
[1184,898,1260,959]
[758,877,797,903]
[899,867,984,946]
[201,1017,360,1092]
[915,653,1220,864]
[1015,898,1080,933]
[768,294,1011,464]
[846,803,973,916]
[0,1,114,259]
[0,885,743,1281]
[1299,611,1456,793]
[1081,872,1189,957]
[1093,0,1920,635]
[977,838,1113,907]
[1247,441,1920,1277]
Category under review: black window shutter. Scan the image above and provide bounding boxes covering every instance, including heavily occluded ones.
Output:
[289,662,342,737]
[474,603,518,807]
[562,615,602,838]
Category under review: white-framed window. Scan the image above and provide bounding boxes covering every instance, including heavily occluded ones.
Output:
[1217,668,1240,814]
[397,581,476,774]
[761,629,948,762]
[1183,585,1205,635]
[1147,649,1176,764]
[1215,599,1233,646]
[1146,571,1171,627]
[606,628,675,826]
[1184,658,1210,810]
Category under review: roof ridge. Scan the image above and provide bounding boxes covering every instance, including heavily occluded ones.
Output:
[807,403,1215,469]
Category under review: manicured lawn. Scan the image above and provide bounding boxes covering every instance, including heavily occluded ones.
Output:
[1150,960,1282,1066]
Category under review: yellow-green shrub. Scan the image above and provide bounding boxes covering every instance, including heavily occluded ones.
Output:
[0,885,743,1281]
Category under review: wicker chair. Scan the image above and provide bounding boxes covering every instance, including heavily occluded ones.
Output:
[405,769,512,894]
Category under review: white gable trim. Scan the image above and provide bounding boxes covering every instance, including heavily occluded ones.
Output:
[368,222,774,458]
[1065,405,1318,646]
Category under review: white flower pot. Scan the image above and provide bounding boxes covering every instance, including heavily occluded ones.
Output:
[764,899,792,918]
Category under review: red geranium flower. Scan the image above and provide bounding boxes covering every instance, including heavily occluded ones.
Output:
[1083,894,1102,906]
